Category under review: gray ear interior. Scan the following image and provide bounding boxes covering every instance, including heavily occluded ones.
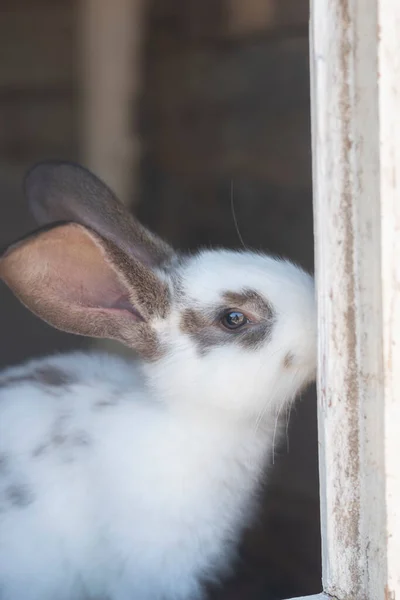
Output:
[25,161,174,267]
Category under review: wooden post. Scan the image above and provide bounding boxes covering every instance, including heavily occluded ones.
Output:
[79,0,145,356]
[310,0,400,598]
[226,0,275,35]
[79,0,145,207]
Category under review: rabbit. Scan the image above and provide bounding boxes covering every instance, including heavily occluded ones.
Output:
[0,162,317,600]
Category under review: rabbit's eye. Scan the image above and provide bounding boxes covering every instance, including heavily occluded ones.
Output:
[221,311,248,330]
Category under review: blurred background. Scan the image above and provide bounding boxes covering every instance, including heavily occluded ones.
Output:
[0,1,320,598]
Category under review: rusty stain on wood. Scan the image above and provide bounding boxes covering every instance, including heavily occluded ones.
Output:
[385,586,396,600]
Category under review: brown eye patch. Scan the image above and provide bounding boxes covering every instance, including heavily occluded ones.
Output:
[222,290,274,321]
[180,289,275,354]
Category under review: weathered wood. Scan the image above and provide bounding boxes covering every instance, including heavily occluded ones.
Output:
[79,0,145,206]
[79,0,146,358]
[310,0,400,598]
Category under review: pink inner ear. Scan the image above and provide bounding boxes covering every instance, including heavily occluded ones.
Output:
[0,223,148,342]
[50,240,143,320]
[106,294,144,321]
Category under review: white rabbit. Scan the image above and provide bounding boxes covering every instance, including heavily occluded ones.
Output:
[0,162,316,600]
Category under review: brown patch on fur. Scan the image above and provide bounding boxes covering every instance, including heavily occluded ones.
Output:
[0,453,8,474]
[0,366,72,390]
[0,374,36,388]
[32,419,91,459]
[222,289,275,349]
[93,400,115,410]
[180,309,221,354]
[72,431,91,447]
[180,288,275,354]
[93,389,121,410]
[223,290,274,321]
[237,324,273,349]
[5,484,35,508]
[101,237,171,320]
[32,443,48,458]
[35,366,72,386]
[283,352,295,368]
[180,308,209,334]
[52,432,67,446]
[131,323,164,361]
[170,269,186,300]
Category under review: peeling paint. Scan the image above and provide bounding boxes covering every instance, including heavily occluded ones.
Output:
[310,0,400,596]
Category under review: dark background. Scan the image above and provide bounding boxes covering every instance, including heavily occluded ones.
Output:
[0,1,321,598]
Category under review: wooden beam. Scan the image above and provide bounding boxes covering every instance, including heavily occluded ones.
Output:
[79,0,145,206]
[310,0,400,598]
[79,0,146,357]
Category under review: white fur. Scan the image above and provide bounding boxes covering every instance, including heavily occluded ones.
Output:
[0,251,316,600]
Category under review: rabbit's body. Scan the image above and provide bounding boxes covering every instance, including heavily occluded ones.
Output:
[0,163,316,599]
[0,351,272,600]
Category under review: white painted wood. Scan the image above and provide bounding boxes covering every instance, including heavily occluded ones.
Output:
[79,0,145,206]
[310,0,400,599]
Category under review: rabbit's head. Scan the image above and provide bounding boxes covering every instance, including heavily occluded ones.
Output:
[0,163,316,419]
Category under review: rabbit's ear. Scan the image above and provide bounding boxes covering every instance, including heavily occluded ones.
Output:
[25,161,173,268]
[0,222,170,358]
